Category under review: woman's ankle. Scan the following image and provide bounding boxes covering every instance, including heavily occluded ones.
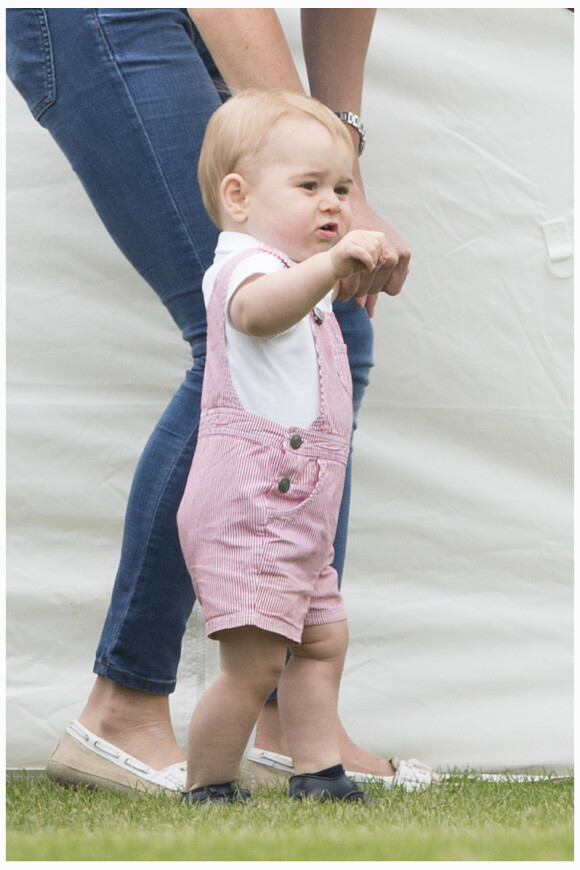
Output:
[254,699,290,756]
[77,677,185,766]
[338,721,395,776]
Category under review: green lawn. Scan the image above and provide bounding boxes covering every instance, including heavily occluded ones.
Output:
[6,772,573,861]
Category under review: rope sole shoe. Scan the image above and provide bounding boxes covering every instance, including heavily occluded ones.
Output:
[289,771,372,802]
[242,747,437,792]
[46,720,186,794]
[180,781,251,805]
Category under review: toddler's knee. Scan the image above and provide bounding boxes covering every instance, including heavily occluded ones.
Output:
[291,620,349,663]
[253,657,285,699]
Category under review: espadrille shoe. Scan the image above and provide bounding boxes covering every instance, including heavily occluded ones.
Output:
[46,720,186,794]
[242,747,437,792]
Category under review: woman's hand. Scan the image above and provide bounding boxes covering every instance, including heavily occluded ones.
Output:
[336,184,411,316]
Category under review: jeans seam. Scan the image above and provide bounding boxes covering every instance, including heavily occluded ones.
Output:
[31,9,56,119]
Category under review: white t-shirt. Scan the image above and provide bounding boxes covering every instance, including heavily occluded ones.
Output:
[203,232,333,428]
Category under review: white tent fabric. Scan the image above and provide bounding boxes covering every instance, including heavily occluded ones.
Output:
[6,8,573,773]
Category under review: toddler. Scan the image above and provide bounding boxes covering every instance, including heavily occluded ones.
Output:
[177,89,387,804]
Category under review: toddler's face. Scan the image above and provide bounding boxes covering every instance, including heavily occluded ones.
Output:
[240,118,354,263]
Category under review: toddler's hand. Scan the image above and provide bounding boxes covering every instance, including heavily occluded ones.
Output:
[329,230,388,281]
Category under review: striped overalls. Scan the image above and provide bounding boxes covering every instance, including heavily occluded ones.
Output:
[177,246,353,643]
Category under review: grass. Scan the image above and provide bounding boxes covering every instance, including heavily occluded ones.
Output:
[6,772,573,862]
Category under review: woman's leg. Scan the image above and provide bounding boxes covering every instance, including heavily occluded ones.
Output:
[331,297,375,582]
[7,8,221,767]
[186,628,287,790]
[330,301,399,774]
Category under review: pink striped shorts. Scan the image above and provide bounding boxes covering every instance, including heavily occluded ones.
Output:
[178,415,348,643]
[177,246,352,644]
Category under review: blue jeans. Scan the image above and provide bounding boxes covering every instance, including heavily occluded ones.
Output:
[7,8,374,694]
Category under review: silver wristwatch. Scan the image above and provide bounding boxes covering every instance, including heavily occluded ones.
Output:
[335,111,366,156]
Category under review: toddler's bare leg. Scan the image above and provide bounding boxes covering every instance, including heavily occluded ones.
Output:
[277,619,348,774]
[186,626,287,790]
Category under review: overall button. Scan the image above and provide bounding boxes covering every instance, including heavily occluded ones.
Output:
[278,477,291,493]
[289,434,302,449]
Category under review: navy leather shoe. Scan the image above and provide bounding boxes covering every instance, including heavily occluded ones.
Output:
[289,771,372,802]
[181,781,251,805]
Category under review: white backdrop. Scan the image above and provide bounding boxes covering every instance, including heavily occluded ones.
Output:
[6,8,573,772]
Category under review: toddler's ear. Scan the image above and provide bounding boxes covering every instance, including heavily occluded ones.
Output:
[220,173,249,223]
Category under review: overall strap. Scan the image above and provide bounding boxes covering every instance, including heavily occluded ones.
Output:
[202,245,291,413]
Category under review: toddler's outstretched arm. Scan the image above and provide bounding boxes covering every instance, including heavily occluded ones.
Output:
[229,230,388,338]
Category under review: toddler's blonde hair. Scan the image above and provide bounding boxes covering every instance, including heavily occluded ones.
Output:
[198,89,355,227]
